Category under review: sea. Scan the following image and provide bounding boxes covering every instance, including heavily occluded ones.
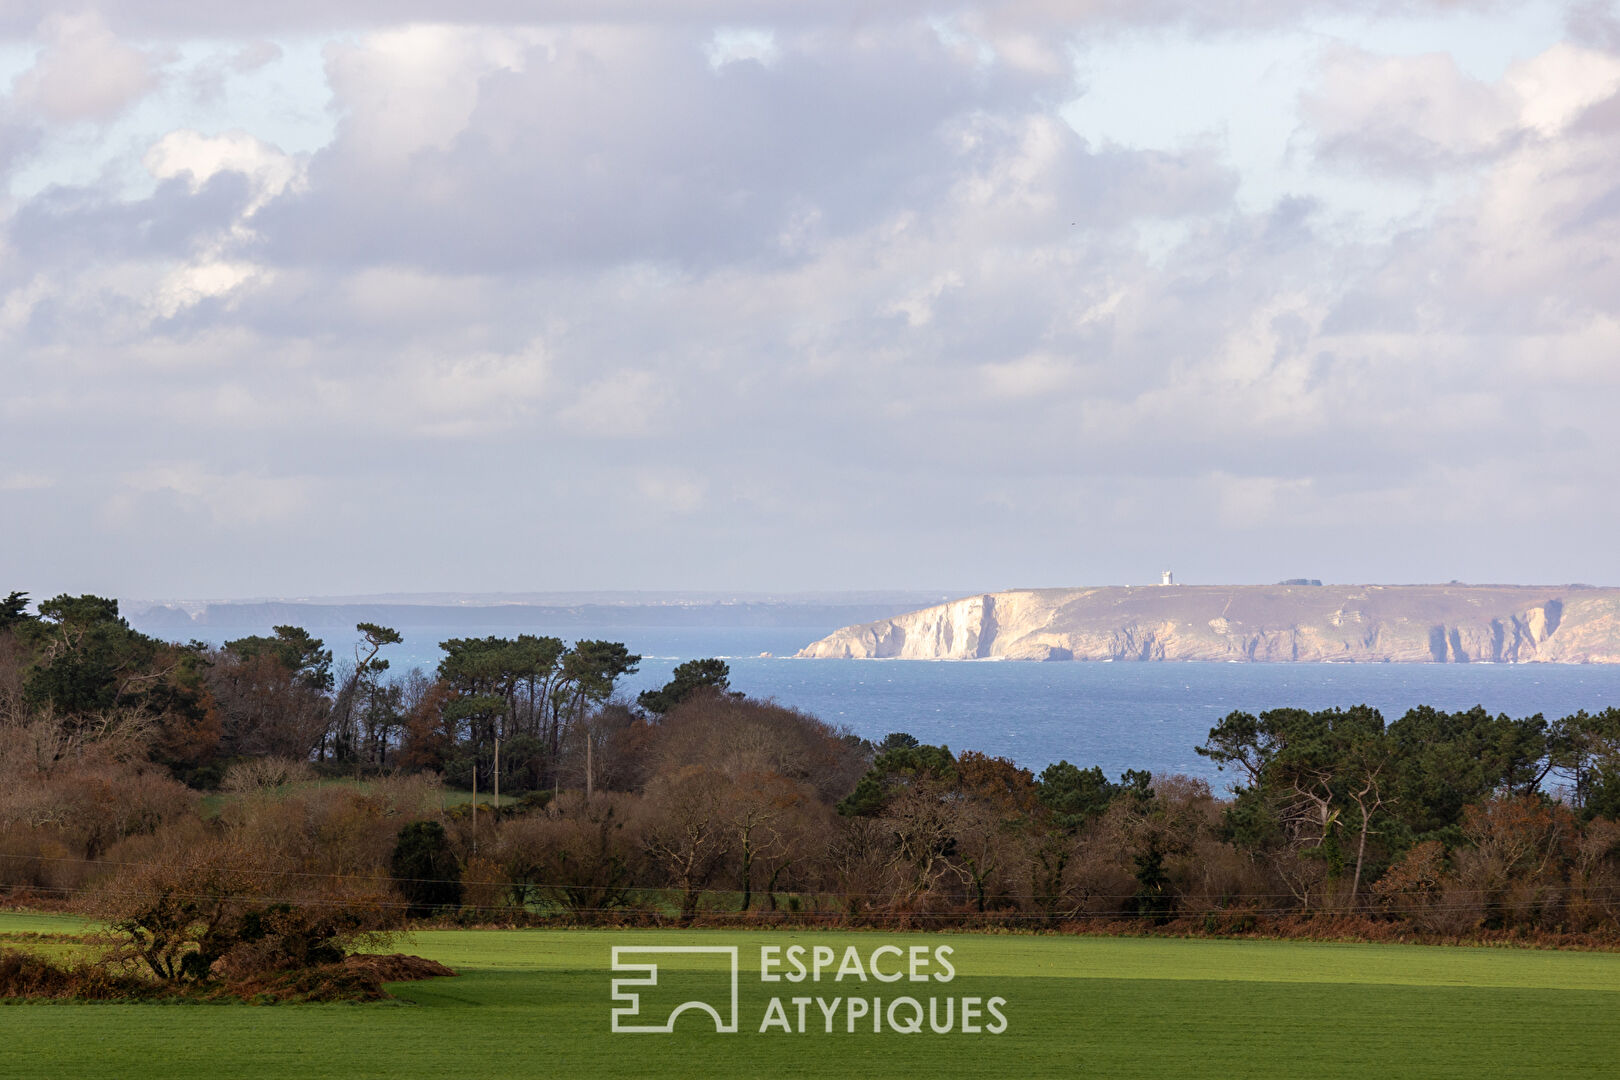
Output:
[143,618,1620,790]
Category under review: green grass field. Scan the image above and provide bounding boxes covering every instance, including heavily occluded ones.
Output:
[3,912,1619,1079]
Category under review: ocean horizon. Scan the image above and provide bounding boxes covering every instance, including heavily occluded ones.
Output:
[142,617,1620,788]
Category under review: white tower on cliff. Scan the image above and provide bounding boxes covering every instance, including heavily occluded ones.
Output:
[1161,570,1175,586]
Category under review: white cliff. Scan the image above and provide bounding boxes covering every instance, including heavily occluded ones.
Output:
[796,585,1620,663]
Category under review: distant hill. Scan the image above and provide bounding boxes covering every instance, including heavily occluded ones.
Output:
[797,585,1620,663]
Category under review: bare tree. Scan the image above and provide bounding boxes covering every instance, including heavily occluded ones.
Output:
[641,765,732,923]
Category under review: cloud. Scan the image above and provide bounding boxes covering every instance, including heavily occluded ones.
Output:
[559,370,669,438]
[1302,47,1520,172]
[10,12,168,123]
[251,23,1085,274]
[0,1,1511,40]
[3,13,1620,594]
[634,466,708,513]
[143,129,304,214]
[230,41,283,73]
[1,471,54,491]
[1302,42,1620,176]
[105,464,318,529]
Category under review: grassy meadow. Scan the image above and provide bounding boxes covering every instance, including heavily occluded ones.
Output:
[3,912,1619,1079]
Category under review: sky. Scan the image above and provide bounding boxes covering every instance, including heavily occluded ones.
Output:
[2,1,1619,600]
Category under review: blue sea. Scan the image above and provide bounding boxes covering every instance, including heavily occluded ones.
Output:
[159,621,1620,789]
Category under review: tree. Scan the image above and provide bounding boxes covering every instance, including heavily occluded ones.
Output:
[391,820,463,918]
[646,694,868,804]
[499,793,638,917]
[1385,706,1552,840]
[642,765,731,923]
[437,634,568,787]
[19,595,218,772]
[1453,795,1574,929]
[327,623,402,764]
[1037,761,1150,832]
[1198,706,1393,908]
[939,753,1045,912]
[724,773,810,912]
[0,591,34,630]
[1084,776,1213,923]
[207,629,334,759]
[837,739,956,817]
[637,658,731,715]
[553,641,639,798]
[223,627,333,693]
[1549,708,1620,816]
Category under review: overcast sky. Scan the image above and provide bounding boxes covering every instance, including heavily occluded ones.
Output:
[2,2,1618,600]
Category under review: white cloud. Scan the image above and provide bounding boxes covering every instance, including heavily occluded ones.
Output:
[10,12,167,123]
[152,258,263,317]
[143,129,304,214]
[1303,41,1620,174]
[1504,42,1620,135]
[705,27,777,68]
[131,131,303,317]
[322,24,533,167]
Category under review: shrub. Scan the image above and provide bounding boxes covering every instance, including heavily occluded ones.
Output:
[0,949,155,1000]
[221,756,315,793]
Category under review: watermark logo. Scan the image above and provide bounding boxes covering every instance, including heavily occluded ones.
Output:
[610,945,740,1033]
[609,944,1007,1036]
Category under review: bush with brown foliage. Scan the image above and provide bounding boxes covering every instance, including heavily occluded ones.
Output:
[0,946,455,1003]
[0,713,196,896]
[88,792,403,983]
[0,948,155,1000]
[221,756,316,793]
[209,954,455,1003]
[493,792,642,918]
[642,694,867,804]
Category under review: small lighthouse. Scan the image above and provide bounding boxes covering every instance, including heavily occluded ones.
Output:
[1161,570,1175,586]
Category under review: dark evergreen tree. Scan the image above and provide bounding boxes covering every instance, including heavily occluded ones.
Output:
[391,820,463,918]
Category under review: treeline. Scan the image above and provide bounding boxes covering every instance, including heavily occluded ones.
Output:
[4,591,1620,943]
[0,592,649,792]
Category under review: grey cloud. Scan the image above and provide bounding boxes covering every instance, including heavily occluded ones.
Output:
[0,1,1506,40]
[3,10,1620,597]
[8,172,254,267]
[1567,2,1620,53]
[0,2,939,39]
[0,113,42,180]
[231,41,284,72]
[255,27,1074,273]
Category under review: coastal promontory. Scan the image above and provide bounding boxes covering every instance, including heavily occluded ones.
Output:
[796,584,1620,663]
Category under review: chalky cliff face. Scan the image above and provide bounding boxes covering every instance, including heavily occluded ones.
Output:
[796,585,1620,663]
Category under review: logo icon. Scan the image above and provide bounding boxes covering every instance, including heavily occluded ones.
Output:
[610,946,739,1033]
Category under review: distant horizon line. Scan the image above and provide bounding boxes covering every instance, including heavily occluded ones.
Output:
[113,581,1619,611]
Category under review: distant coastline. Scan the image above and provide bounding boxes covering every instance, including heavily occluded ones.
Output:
[798,584,1620,663]
[123,591,958,635]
